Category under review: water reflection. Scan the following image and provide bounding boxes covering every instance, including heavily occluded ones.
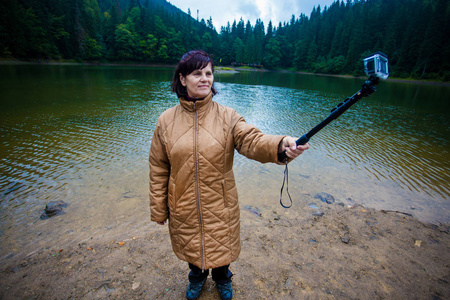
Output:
[0,65,449,260]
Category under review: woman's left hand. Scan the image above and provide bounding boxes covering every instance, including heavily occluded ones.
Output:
[278,136,310,159]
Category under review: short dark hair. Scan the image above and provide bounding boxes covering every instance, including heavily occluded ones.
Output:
[171,50,217,98]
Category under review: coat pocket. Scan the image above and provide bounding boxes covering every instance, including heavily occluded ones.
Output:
[167,180,175,214]
[222,179,227,208]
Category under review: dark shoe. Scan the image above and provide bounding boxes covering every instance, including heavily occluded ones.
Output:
[186,278,206,300]
[216,282,233,300]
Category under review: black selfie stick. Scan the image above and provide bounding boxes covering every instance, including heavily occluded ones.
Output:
[278,76,379,161]
[278,52,389,162]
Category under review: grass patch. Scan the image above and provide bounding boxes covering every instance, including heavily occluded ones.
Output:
[216,66,235,71]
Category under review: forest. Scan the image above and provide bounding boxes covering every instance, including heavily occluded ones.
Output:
[1,0,449,80]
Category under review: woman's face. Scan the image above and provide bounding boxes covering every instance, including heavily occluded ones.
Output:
[180,63,214,99]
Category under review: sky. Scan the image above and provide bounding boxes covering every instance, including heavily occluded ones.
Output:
[167,0,337,31]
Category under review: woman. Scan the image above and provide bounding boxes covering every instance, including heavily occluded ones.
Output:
[149,50,309,300]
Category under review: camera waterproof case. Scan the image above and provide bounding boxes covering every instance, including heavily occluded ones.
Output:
[364,52,389,79]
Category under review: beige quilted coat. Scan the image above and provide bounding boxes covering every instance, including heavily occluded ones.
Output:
[149,92,284,270]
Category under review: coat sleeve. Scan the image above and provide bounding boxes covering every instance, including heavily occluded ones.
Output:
[149,118,170,222]
[232,110,285,164]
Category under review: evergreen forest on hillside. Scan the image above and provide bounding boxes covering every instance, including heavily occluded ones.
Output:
[1,0,449,80]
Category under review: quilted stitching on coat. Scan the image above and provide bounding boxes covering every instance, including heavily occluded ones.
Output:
[150,92,284,269]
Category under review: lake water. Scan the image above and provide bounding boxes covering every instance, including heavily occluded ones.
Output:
[0,64,449,259]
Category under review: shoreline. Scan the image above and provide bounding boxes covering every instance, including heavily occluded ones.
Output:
[1,60,449,87]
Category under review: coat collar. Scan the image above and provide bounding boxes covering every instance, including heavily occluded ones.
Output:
[179,91,213,113]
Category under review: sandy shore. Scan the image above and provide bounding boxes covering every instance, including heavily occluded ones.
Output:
[1,201,448,299]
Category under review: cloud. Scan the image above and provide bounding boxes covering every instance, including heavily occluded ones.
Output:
[238,0,260,17]
[168,0,337,30]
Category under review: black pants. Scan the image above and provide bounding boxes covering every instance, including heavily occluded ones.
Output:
[188,263,233,285]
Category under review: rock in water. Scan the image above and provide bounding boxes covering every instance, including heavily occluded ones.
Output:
[40,201,68,219]
[314,192,335,204]
[244,205,262,217]
[313,211,325,217]
[308,203,319,209]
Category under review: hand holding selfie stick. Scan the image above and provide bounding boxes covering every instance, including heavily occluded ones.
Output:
[279,52,389,208]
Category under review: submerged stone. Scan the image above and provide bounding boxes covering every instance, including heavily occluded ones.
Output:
[244,205,262,217]
[314,192,335,204]
[313,211,325,217]
[308,203,319,209]
[40,200,68,219]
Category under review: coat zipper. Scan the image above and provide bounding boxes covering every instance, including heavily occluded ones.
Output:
[193,102,205,272]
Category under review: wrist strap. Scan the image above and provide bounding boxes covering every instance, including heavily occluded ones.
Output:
[279,158,292,208]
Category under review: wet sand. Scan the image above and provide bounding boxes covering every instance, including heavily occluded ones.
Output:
[1,201,448,299]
